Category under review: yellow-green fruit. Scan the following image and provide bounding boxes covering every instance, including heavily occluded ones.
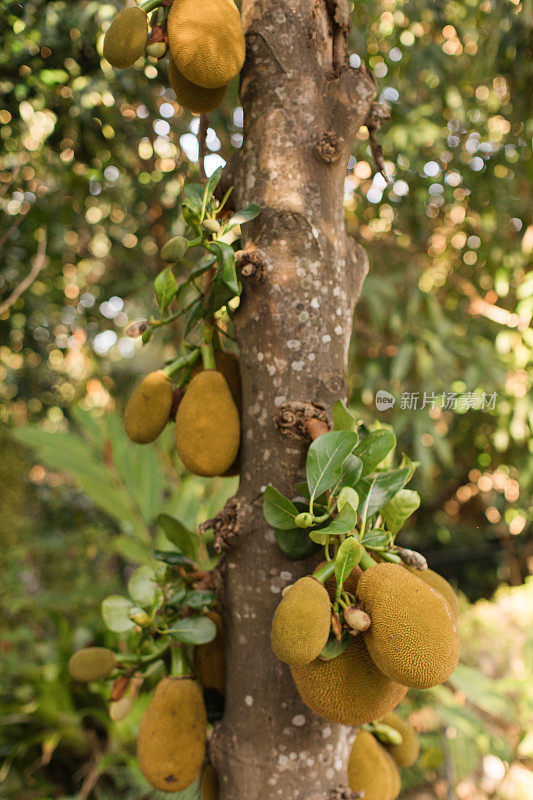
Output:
[175,370,240,476]
[200,764,218,800]
[103,7,148,69]
[124,370,173,444]
[195,611,226,694]
[408,566,460,618]
[290,636,407,725]
[271,577,331,666]
[380,711,420,768]
[192,351,242,414]
[358,563,460,689]
[137,677,206,792]
[68,647,116,682]
[385,749,402,799]
[347,730,400,800]
[167,0,245,89]
[168,59,227,113]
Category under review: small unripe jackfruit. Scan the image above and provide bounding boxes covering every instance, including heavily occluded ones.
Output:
[137,677,206,792]
[175,370,240,476]
[358,563,460,689]
[124,370,173,444]
[103,7,148,69]
[347,730,401,800]
[192,351,242,414]
[271,577,331,666]
[195,611,226,694]
[290,636,407,726]
[380,712,420,767]
[167,0,245,89]
[200,764,218,800]
[68,647,116,682]
[168,59,227,113]
[408,566,460,618]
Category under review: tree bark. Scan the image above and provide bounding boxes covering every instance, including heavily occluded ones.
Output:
[210,2,376,798]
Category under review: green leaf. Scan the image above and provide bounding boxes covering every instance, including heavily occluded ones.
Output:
[333,399,357,432]
[357,468,411,517]
[306,431,359,502]
[190,253,216,277]
[319,632,351,661]
[101,596,135,633]
[333,454,363,494]
[335,538,362,591]
[263,486,299,530]
[154,266,178,312]
[185,590,217,610]
[336,487,359,514]
[166,616,217,645]
[157,514,198,560]
[127,565,158,608]
[205,166,223,201]
[361,528,392,550]
[274,527,321,560]
[382,489,421,535]
[182,183,204,215]
[152,550,196,569]
[226,203,261,227]
[311,505,358,542]
[355,429,396,476]
[184,298,204,335]
[209,241,239,295]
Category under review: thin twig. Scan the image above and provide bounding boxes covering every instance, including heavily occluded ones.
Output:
[0,227,48,315]
[198,113,209,184]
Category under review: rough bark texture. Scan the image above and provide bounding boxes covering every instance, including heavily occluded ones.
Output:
[209,2,376,798]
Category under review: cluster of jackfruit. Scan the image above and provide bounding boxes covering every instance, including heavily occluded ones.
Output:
[102,0,245,114]
[123,351,242,477]
[271,560,460,730]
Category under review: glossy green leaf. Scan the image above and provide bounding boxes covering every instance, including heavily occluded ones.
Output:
[355,429,396,476]
[319,632,351,661]
[263,486,299,530]
[335,538,362,591]
[357,467,411,517]
[101,595,134,633]
[154,266,178,312]
[306,431,359,501]
[382,489,421,535]
[152,550,196,569]
[333,399,357,431]
[274,527,321,560]
[166,616,217,645]
[226,203,261,227]
[157,514,198,560]
[127,565,157,608]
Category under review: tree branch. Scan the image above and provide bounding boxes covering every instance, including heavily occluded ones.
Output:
[0,227,48,315]
[198,113,209,184]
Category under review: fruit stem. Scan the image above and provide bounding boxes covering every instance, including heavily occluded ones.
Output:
[162,348,201,378]
[139,0,164,12]
[169,644,191,677]
[358,548,377,571]
[201,321,216,369]
[313,560,335,583]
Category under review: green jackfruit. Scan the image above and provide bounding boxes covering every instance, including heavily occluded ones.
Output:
[168,59,227,113]
[167,0,245,89]
[358,563,460,689]
[192,351,242,414]
[347,730,401,800]
[124,370,173,444]
[408,566,460,617]
[271,577,331,666]
[200,764,218,800]
[137,677,206,792]
[380,711,420,768]
[68,647,116,683]
[195,611,226,694]
[103,7,148,69]
[175,370,240,476]
[290,635,407,726]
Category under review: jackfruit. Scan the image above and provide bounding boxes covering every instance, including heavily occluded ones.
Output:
[200,764,218,800]
[290,635,407,726]
[168,59,227,113]
[137,677,206,792]
[271,577,331,666]
[347,730,401,800]
[408,566,460,618]
[68,647,116,682]
[358,563,460,689]
[124,370,173,444]
[167,0,245,89]
[192,351,242,414]
[195,611,226,694]
[380,711,420,767]
[175,370,240,476]
[103,7,148,69]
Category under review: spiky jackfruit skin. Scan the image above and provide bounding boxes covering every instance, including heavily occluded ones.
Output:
[408,566,460,618]
[137,677,206,792]
[68,647,116,682]
[124,370,173,444]
[380,711,420,767]
[200,764,218,800]
[358,563,460,689]
[347,730,400,800]
[290,635,407,725]
[175,370,240,476]
[103,7,148,69]
[194,611,226,694]
[167,0,245,89]
[168,59,227,113]
[271,577,331,666]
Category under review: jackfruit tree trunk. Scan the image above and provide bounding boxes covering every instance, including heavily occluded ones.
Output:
[210,2,376,798]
